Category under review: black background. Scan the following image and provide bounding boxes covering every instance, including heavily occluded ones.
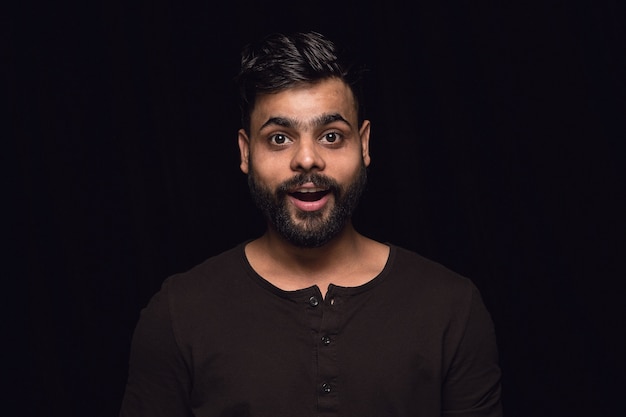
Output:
[13,1,625,416]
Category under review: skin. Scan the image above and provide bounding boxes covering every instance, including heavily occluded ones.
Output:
[238,77,389,298]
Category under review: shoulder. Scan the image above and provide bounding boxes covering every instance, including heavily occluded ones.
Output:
[381,245,495,344]
[383,244,482,313]
[389,245,474,289]
[138,242,255,337]
[167,243,246,288]
[151,242,251,314]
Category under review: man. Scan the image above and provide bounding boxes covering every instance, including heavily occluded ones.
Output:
[119,31,502,416]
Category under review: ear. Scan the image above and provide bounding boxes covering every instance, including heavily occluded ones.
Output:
[359,120,371,167]
[237,129,250,174]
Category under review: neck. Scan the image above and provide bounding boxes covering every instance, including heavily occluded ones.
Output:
[244,222,390,298]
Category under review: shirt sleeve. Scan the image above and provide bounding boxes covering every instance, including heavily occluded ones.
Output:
[119,280,193,417]
[442,285,503,417]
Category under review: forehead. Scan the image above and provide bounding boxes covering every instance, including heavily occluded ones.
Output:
[250,78,357,128]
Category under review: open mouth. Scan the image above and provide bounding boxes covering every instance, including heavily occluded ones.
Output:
[289,189,330,202]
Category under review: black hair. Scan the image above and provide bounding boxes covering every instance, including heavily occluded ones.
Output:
[235,31,366,133]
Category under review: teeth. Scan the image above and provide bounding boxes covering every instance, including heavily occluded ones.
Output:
[296,187,325,193]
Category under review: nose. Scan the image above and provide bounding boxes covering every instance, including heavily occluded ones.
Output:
[290,138,325,172]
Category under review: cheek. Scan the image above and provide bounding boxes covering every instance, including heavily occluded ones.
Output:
[249,153,286,184]
[334,153,366,175]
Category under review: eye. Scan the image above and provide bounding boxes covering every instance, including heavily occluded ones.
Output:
[320,131,342,144]
[269,133,291,145]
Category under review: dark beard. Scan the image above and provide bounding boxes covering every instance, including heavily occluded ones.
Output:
[247,165,367,248]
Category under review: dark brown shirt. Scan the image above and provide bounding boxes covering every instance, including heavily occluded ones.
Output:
[120,243,502,416]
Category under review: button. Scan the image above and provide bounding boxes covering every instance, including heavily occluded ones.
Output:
[309,296,319,307]
[320,382,332,394]
[321,336,331,346]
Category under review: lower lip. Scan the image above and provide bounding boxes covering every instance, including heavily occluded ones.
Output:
[288,193,331,212]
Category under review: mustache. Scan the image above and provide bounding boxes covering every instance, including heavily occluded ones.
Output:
[277,173,340,195]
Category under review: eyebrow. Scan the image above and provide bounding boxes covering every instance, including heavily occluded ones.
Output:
[260,113,352,131]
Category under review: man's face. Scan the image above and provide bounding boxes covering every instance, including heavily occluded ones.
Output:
[238,77,371,247]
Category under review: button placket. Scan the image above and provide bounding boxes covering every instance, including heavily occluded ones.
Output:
[315,292,342,413]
